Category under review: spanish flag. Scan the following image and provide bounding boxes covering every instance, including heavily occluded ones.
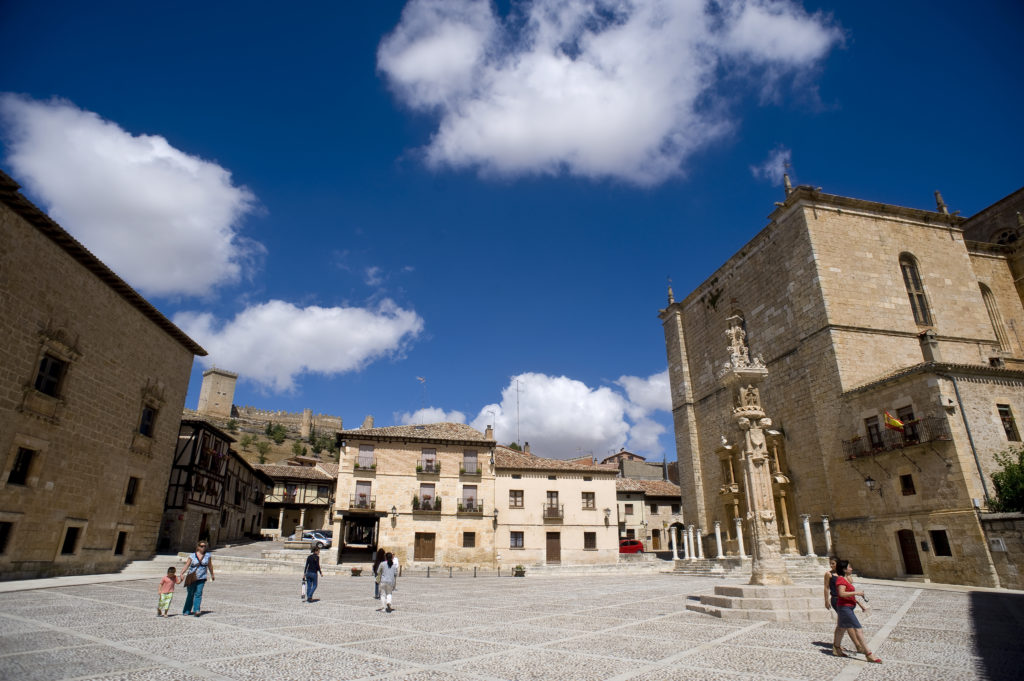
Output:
[884,410,904,431]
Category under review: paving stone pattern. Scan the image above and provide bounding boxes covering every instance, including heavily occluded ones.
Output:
[0,573,1021,681]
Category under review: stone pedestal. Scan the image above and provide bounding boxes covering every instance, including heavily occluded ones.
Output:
[687,584,830,622]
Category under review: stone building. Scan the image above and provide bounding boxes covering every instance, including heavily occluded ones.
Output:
[0,170,205,579]
[254,460,338,538]
[196,368,237,419]
[160,419,271,552]
[495,445,620,568]
[333,422,497,566]
[661,182,1024,587]
[615,478,682,552]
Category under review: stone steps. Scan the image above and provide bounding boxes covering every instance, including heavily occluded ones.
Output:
[672,555,829,581]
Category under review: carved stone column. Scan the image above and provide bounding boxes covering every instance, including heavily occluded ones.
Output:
[801,514,816,557]
[671,526,679,560]
[696,528,705,559]
[735,517,745,558]
[278,507,285,535]
[687,525,696,560]
[720,315,791,585]
[714,521,724,559]
[821,516,832,556]
[682,528,690,559]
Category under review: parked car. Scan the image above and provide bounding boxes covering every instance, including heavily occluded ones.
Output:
[303,531,332,549]
[619,539,644,554]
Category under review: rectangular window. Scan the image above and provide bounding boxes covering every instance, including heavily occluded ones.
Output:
[7,448,34,486]
[624,503,634,516]
[929,530,953,557]
[124,477,140,505]
[509,490,524,508]
[61,526,80,555]
[462,485,478,510]
[419,483,435,506]
[463,532,476,548]
[900,474,916,496]
[583,531,596,550]
[865,416,883,449]
[0,521,10,554]
[462,450,478,474]
[998,405,1020,442]
[650,504,659,514]
[546,491,559,507]
[510,531,524,549]
[897,406,918,443]
[582,492,595,509]
[114,531,127,555]
[317,485,330,497]
[548,475,556,480]
[671,504,680,514]
[356,481,372,508]
[138,406,157,437]
[34,354,67,397]
[421,448,438,472]
[511,474,521,479]
[583,476,592,482]
[626,528,635,539]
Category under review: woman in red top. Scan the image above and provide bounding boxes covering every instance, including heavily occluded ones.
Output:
[833,560,881,663]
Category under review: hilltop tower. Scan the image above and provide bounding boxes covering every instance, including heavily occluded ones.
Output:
[196,368,238,418]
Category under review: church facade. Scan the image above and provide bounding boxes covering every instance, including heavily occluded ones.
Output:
[662,183,1024,587]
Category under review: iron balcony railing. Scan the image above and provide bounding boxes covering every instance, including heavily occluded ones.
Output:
[417,461,441,473]
[460,463,481,475]
[842,416,952,459]
[412,496,442,512]
[354,457,376,471]
[543,503,564,520]
[457,501,483,514]
[349,494,376,510]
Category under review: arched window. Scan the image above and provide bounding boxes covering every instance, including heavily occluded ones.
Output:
[980,284,1011,351]
[899,254,932,326]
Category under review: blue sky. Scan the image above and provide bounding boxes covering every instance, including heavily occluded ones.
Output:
[2,1,1022,460]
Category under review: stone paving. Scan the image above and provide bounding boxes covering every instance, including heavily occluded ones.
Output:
[1,571,1022,681]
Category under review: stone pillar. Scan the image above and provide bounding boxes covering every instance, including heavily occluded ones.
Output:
[277,507,284,535]
[778,495,792,537]
[696,528,705,558]
[821,516,832,556]
[687,525,696,560]
[671,526,679,560]
[801,514,816,557]
[681,528,689,559]
[298,507,307,535]
[714,521,724,559]
[735,517,745,558]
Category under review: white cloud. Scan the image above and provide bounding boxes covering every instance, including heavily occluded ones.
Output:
[0,94,260,298]
[365,266,384,286]
[379,0,840,185]
[615,369,670,419]
[751,145,792,185]
[174,299,424,392]
[396,407,468,425]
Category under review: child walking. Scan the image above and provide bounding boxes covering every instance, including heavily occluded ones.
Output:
[157,567,176,617]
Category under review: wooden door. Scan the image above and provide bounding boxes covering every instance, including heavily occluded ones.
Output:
[415,532,436,562]
[652,529,661,550]
[546,532,560,564]
[897,529,923,574]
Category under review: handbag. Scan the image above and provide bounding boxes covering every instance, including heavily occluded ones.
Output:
[375,569,382,585]
[184,570,197,586]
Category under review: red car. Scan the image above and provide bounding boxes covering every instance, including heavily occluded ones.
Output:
[619,539,644,554]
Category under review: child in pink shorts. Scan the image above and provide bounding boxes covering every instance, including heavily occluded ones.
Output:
[158,567,176,616]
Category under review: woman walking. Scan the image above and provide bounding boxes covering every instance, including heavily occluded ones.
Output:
[832,560,881,663]
[376,552,399,613]
[179,540,214,616]
[372,548,385,600]
[303,546,323,602]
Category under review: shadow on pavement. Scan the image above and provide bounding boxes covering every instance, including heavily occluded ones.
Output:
[970,591,1024,680]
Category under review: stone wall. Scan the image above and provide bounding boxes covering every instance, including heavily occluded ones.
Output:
[980,512,1024,590]
[0,187,197,579]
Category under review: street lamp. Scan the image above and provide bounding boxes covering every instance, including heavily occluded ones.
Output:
[493,508,499,521]
[390,505,398,519]
[864,477,882,496]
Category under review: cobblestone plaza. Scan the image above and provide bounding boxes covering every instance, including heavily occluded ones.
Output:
[1,570,1022,681]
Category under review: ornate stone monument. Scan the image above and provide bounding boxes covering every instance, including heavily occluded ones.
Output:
[687,316,828,622]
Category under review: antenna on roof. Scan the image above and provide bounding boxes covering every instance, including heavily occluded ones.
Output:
[514,378,522,446]
[416,376,428,424]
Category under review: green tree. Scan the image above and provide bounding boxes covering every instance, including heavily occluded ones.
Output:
[991,446,1024,512]
[506,442,522,451]
[291,441,305,457]
[239,434,254,451]
[264,422,287,445]
[255,440,271,464]
[226,419,238,432]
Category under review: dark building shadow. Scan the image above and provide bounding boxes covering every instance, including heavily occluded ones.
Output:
[970,591,1024,680]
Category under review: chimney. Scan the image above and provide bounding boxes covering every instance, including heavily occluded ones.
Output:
[484,425,494,440]
[919,330,941,363]
[361,415,374,429]
[524,442,530,454]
